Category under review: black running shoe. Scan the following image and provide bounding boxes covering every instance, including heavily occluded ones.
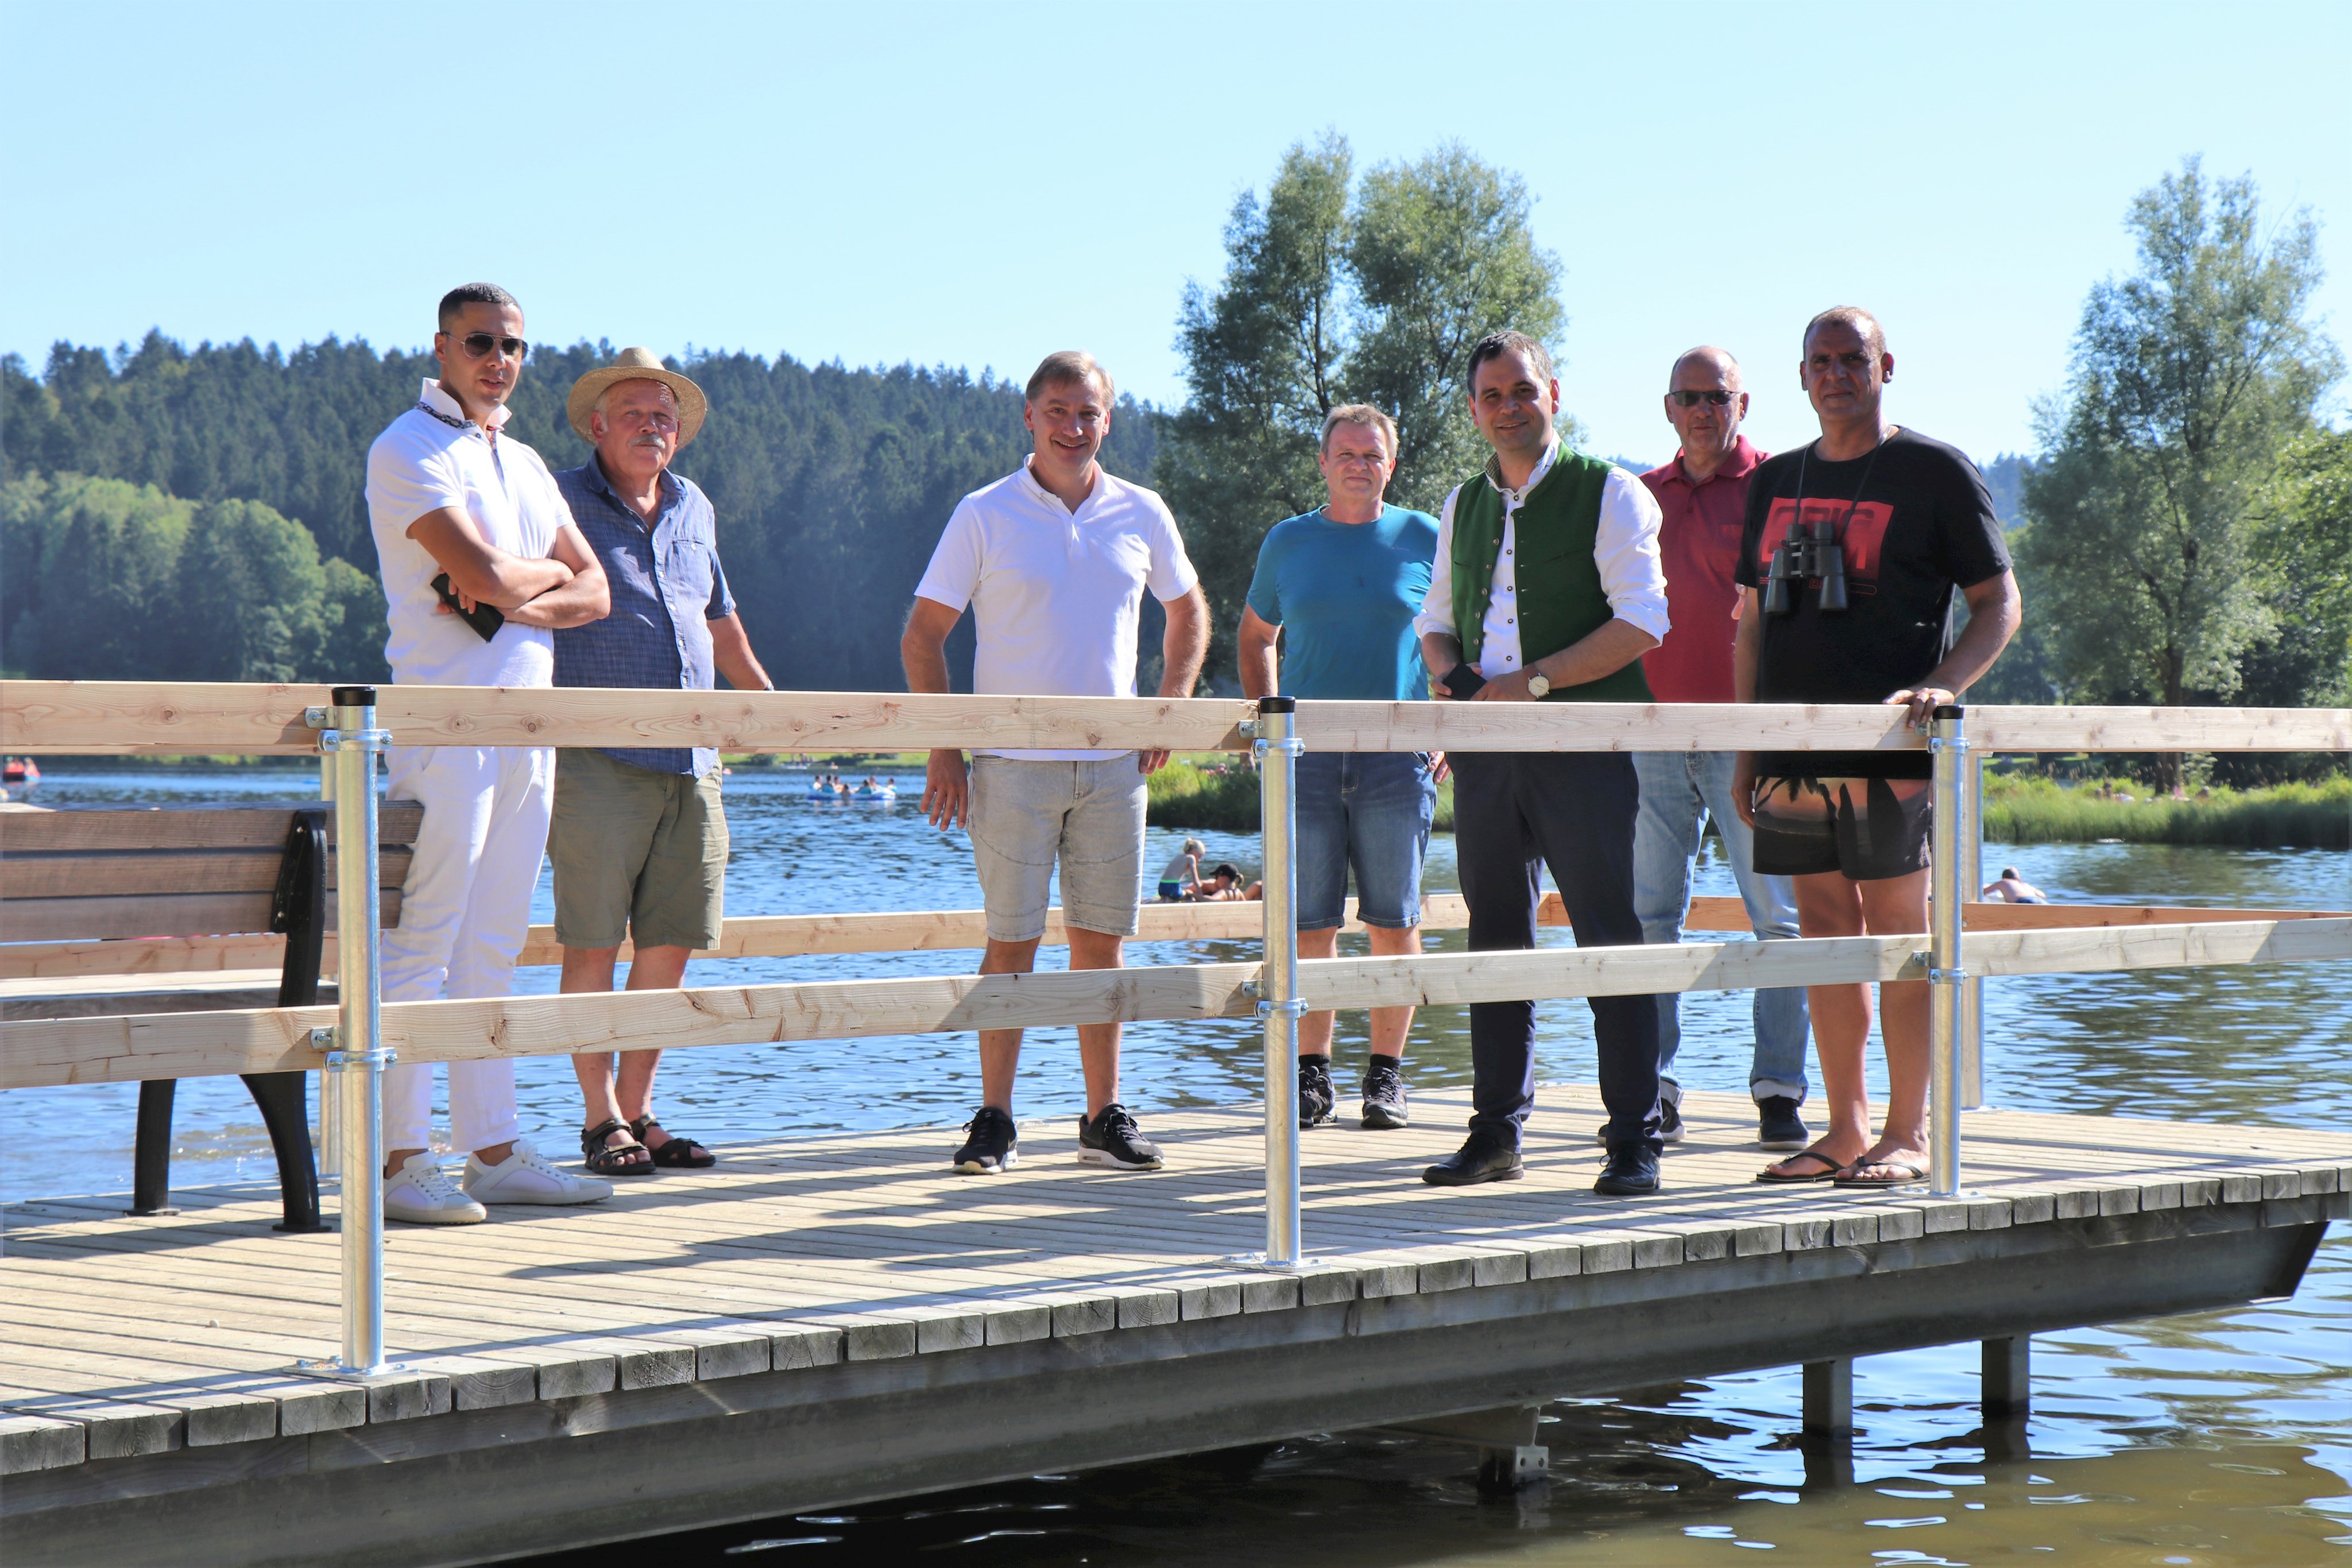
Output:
[1757,1095,1809,1152]
[1594,1097,1682,1145]
[1360,1061,1409,1129]
[1299,1058,1337,1128]
[952,1106,1018,1174]
[1077,1103,1164,1171]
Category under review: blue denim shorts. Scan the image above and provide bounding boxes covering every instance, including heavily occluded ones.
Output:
[1294,750,1436,930]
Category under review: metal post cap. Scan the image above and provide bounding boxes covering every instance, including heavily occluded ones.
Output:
[330,686,378,707]
[1932,704,1966,719]
[1256,696,1297,714]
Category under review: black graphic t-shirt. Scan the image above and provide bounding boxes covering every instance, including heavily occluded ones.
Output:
[1735,428,2009,777]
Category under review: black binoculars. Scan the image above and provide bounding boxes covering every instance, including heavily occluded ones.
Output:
[1762,513,1849,614]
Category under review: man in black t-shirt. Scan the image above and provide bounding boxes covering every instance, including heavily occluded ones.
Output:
[1731,307,2021,1191]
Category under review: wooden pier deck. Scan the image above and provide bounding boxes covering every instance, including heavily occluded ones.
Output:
[5,1086,2349,1568]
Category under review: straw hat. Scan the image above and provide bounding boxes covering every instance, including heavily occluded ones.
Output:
[566,347,709,448]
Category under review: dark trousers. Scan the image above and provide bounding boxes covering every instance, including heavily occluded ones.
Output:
[1450,750,1661,1153]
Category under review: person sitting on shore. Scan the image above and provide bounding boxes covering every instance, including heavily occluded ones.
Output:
[1158,838,1209,901]
[1983,867,2048,904]
[1200,863,1262,901]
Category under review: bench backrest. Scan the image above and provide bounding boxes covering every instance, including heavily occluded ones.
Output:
[0,800,423,942]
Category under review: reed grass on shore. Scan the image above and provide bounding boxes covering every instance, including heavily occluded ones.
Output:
[1982,773,2347,848]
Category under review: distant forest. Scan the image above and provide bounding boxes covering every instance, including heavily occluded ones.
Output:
[1,334,1158,691]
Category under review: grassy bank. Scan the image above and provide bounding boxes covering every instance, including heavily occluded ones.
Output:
[1984,773,2348,848]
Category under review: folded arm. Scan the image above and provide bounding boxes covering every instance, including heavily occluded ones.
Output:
[408,506,574,610]
[502,523,609,629]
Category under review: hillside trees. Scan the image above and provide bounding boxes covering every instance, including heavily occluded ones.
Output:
[2017,159,2341,789]
[1158,135,1566,675]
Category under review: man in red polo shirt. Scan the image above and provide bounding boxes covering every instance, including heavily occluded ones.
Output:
[1631,347,1811,1152]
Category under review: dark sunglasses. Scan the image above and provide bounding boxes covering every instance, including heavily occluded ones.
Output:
[1669,390,1737,408]
[448,331,528,361]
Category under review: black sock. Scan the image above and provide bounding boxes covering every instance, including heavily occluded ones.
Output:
[1299,1053,1332,1066]
[1368,1052,1401,1071]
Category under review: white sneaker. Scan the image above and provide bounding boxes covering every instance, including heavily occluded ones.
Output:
[462,1139,614,1207]
[383,1152,487,1225]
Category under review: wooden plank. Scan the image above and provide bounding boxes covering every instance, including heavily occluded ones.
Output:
[9,679,2343,757]
[0,889,401,943]
[1674,895,2350,935]
[1,916,2341,1090]
[0,802,423,852]
[0,846,409,900]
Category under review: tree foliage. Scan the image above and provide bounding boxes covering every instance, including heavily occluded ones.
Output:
[2017,161,2339,734]
[1157,135,1565,676]
[1,338,1156,691]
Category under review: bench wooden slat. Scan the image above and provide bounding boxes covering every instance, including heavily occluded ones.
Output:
[0,891,403,943]
[0,847,412,900]
[0,802,423,853]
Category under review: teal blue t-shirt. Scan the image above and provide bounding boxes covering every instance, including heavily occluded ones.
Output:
[1244,505,1440,702]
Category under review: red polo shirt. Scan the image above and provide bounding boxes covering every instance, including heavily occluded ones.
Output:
[1639,436,1766,704]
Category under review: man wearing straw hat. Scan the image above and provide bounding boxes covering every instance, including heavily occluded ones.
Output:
[550,348,774,1178]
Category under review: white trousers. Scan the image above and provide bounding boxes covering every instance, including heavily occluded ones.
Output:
[380,744,554,1153]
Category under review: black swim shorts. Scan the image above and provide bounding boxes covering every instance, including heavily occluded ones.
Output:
[1750,775,1933,881]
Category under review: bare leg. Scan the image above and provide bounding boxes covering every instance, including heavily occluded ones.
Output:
[1364,923,1421,1060]
[1853,869,1932,1175]
[560,944,643,1164]
[978,936,1044,1115]
[612,945,691,1149]
[1761,872,1871,1178]
[1067,927,1125,1117]
[1297,927,1340,1057]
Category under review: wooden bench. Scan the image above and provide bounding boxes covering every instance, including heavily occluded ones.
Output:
[0,797,423,1230]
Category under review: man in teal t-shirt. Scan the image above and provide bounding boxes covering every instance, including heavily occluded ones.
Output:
[1239,405,1442,1134]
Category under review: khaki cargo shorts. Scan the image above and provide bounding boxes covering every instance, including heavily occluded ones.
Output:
[550,749,728,950]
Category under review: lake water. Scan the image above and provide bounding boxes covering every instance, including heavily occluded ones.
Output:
[7,764,2350,1567]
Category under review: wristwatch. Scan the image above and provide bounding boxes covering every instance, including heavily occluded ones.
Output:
[1526,671,1552,699]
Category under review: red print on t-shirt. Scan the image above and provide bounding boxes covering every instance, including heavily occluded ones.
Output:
[1758,498,1894,583]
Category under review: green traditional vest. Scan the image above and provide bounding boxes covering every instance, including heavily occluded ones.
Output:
[1449,448,1654,702]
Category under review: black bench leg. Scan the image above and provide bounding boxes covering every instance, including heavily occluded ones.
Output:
[131,1079,179,1216]
[242,1072,328,1233]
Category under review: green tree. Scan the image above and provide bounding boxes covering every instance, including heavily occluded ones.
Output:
[2018,158,2341,792]
[173,497,333,682]
[0,472,192,677]
[2250,428,2352,708]
[1158,135,1566,682]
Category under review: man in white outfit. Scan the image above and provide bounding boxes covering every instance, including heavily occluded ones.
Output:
[363,281,615,1224]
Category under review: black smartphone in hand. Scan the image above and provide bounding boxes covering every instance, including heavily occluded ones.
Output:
[1441,663,1487,701]
[431,574,506,642]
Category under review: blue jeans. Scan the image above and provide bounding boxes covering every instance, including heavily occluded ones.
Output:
[1294,751,1436,930]
[1632,750,1809,1106]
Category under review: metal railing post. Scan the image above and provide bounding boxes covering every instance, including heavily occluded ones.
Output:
[1928,705,1968,1198]
[1253,697,1305,1267]
[1960,750,1985,1109]
[317,748,339,1176]
[306,684,397,1377]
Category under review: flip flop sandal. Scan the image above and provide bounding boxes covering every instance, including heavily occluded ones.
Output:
[630,1117,718,1170]
[581,1118,655,1176]
[1755,1149,1845,1184]
[1833,1160,1929,1188]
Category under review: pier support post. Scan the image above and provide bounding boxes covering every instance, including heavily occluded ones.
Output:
[1802,1357,1854,1437]
[1373,1406,1549,1493]
[1982,1335,2030,1420]
[1254,696,1305,1268]
[1960,750,1984,1109]
[308,686,398,1378]
[1928,706,1970,1197]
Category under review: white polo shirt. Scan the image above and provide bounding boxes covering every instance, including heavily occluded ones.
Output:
[365,380,571,689]
[914,458,1199,761]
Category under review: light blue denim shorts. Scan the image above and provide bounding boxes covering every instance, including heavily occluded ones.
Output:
[1294,750,1436,930]
[969,753,1148,942]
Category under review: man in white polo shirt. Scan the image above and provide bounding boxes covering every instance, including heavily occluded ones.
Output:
[362,281,614,1224]
[902,350,1209,1176]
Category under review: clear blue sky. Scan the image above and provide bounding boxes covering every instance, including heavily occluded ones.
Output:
[8,2,2347,467]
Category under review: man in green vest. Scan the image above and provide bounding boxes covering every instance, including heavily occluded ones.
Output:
[1414,331,1673,1196]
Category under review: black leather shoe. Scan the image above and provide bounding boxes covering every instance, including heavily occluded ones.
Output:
[1423,1137,1524,1186]
[1594,1143,1660,1197]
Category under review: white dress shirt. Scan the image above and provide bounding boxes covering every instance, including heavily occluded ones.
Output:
[1414,439,1670,680]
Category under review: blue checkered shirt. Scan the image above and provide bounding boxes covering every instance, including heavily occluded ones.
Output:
[552,459,737,777]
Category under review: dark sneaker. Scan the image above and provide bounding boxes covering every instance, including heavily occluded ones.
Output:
[1299,1058,1337,1128]
[952,1106,1019,1174]
[1757,1095,1809,1152]
[1077,1103,1164,1171]
[1594,1097,1682,1145]
[1360,1062,1410,1129]
[1422,1135,1523,1186]
[1595,1142,1661,1197]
